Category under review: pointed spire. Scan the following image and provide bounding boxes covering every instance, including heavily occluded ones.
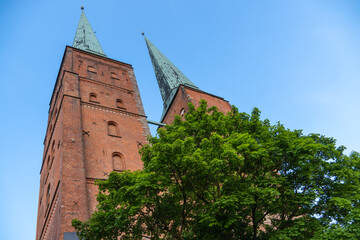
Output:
[73,9,106,57]
[144,36,198,120]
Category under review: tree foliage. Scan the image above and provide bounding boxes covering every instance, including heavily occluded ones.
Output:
[72,100,360,240]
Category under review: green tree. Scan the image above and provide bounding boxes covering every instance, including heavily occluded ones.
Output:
[72,100,360,240]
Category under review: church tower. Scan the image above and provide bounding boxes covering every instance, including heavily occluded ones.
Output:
[144,37,232,124]
[36,7,234,240]
[35,10,150,240]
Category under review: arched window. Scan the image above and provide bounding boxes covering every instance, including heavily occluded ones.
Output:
[108,121,120,137]
[112,153,124,171]
[50,156,54,169]
[116,99,125,109]
[180,108,186,117]
[46,184,51,208]
[52,140,56,152]
[89,93,98,103]
[87,65,96,73]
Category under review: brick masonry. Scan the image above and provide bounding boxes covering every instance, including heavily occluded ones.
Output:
[36,47,231,240]
[162,85,232,125]
[36,47,150,240]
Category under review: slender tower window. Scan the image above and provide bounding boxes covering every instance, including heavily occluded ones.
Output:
[108,121,120,137]
[52,140,56,152]
[116,99,125,109]
[89,93,98,103]
[46,184,51,208]
[180,108,186,117]
[50,156,54,169]
[112,153,124,171]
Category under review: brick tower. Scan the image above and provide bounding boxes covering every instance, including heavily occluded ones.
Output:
[144,37,232,124]
[35,10,150,240]
[36,10,233,240]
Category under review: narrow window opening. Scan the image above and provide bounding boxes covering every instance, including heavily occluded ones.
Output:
[89,93,99,103]
[180,108,186,117]
[108,121,120,137]
[112,153,124,172]
[45,172,49,184]
[116,99,125,109]
[50,156,54,169]
[46,184,51,210]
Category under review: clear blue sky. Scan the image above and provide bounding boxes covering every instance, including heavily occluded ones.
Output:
[0,0,359,239]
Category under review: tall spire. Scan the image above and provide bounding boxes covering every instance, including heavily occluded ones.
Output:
[144,37,198,120]
[73,9,106,57]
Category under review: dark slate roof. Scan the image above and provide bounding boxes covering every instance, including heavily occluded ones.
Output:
[72,11,106,57]
[144,37,198,121]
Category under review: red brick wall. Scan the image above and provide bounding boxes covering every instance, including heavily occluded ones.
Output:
[162,85,232,125]
[36,47,150,240]
[36,47,230,240]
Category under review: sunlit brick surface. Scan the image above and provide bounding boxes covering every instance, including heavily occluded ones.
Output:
[36,47,150,240]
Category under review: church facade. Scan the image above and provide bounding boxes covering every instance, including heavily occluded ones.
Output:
[36,10,231,240]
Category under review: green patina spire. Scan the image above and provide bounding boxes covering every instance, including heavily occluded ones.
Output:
[144,37,198,120]
[73,9,106,57]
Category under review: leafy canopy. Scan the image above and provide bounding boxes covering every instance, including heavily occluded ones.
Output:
[73,100,360,240]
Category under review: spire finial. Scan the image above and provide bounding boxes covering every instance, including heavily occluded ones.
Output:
[81,6,84,10]
[141,32,145,36]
